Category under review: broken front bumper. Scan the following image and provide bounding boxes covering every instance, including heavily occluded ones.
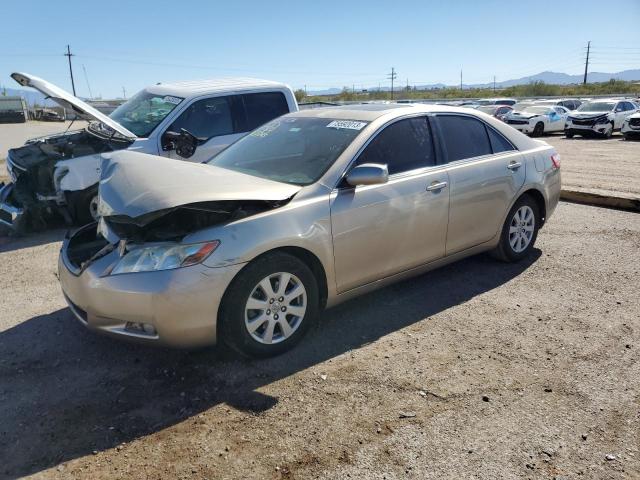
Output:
[58,225,246,348]
[0,183,25,230]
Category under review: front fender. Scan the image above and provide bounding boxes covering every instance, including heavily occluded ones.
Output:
[56,154,102,192]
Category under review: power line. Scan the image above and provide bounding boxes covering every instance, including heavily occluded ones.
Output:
[82,64,93,99]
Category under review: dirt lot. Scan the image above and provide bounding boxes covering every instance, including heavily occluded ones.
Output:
[1,201,639,479]
[544,133,640,200]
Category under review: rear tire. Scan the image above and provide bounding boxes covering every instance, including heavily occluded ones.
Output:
[565,130,574,138]
[492,194,540,263]
[219,252,320,358]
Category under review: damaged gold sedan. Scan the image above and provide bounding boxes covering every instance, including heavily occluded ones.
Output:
[59,104,561,357]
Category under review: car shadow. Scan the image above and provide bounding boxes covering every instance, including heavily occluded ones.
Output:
[0,249,541,478]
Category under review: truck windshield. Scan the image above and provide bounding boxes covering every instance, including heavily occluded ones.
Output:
[108,91,184,137]
[207,116,369,186]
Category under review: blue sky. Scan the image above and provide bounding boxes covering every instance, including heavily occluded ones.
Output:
[1,0,639,98]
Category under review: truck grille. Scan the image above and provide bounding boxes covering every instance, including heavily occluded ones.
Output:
[630,118,640,127]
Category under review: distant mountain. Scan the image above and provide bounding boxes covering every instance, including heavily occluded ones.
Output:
[308,69,640,94]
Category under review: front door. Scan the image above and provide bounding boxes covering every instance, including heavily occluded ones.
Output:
[330,116,450,293]
[161,95,244,163]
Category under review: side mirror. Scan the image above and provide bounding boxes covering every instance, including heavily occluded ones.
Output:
[345,163,388,187]
[162,129,199,158]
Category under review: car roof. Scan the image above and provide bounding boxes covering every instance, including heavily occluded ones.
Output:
[289,103,483,121]
[146,77,291,97]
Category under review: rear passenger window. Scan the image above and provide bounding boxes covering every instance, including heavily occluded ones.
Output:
[487,127,516,153]
[242,92,290,131]
[437,115,492,162]
[356,117,435,174]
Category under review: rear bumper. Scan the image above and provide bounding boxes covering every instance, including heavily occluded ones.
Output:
[58,227,246,348]
[0,183,25,230]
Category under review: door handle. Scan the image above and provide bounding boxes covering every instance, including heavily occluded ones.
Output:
[507,162,522,170]
[426,181,448,192]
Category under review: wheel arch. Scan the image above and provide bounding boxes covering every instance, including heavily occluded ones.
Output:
[518,188,547,226]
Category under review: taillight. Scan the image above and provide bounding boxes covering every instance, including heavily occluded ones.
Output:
[551,153,561,169]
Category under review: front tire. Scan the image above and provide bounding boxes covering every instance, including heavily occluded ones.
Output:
[565,130,574,138]
[602,122,613,139]
[219,252,320,358]
[69,187,99,226]
[533,122,544,137]
[492,194,540,262]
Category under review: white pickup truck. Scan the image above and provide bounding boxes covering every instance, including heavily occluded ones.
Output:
[0,73,298,232]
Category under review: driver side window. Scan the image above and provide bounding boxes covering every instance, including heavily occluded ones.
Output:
[356,117,435,175]
[168,96,234,139]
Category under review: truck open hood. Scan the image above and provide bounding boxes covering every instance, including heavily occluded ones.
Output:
[11,72,137,140]
[98,151,301,221]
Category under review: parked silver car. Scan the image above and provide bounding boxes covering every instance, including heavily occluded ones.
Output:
[59,104,561,357]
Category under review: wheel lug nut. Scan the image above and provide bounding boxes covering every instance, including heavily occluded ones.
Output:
[269,298,274,304]
[281,306,286,312]
[266,310,271,315]
[278,297,284,302]
[274,314,279,320]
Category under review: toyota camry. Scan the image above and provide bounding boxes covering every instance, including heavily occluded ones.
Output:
[59,104,561,357]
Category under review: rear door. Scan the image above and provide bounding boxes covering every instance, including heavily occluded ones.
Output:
[433,114,525,255]
[330,116,450,292]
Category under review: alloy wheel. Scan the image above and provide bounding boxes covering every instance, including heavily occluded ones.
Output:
[508,205,535,253]
[244,272,307,344]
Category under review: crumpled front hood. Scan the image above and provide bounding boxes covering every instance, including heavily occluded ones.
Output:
[98,151,301,220]
[509,112,542,120]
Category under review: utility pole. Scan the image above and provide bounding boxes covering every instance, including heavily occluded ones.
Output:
[493,75,496,93]
[583,41,591,85]
[460,68,463,91]
[388,67,397,100]
[122,86,126,99]
[64,45,76,96]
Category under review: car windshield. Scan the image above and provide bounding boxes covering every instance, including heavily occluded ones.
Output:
[478,106,497,114]
[577,102,615,112]
[207,116,368,186]
[108,90,184,137]
[513,102,535,111]
[522,106,553,114]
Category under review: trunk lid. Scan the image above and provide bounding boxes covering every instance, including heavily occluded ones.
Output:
[11,72,137,140]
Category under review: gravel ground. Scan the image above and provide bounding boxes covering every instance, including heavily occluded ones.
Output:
[0,201,639,479]
[542,133,640,200]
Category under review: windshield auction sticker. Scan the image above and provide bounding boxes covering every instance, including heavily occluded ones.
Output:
[163,96,183,105]
[326,120,367,130]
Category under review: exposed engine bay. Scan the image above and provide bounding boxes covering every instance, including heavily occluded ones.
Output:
[65,199,288,271]
[5,128,131,231]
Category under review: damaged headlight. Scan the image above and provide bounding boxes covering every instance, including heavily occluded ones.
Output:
[111,241,220,274]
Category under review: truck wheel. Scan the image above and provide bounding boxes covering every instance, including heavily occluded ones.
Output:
[70,187,99,226]
[219,252,320,358]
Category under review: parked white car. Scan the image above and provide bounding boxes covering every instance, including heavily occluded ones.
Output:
[621,111,640,140]
[505,105,569,136]
[532,98,582,111]
[0,73,298,231]
[564,99,639,138]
